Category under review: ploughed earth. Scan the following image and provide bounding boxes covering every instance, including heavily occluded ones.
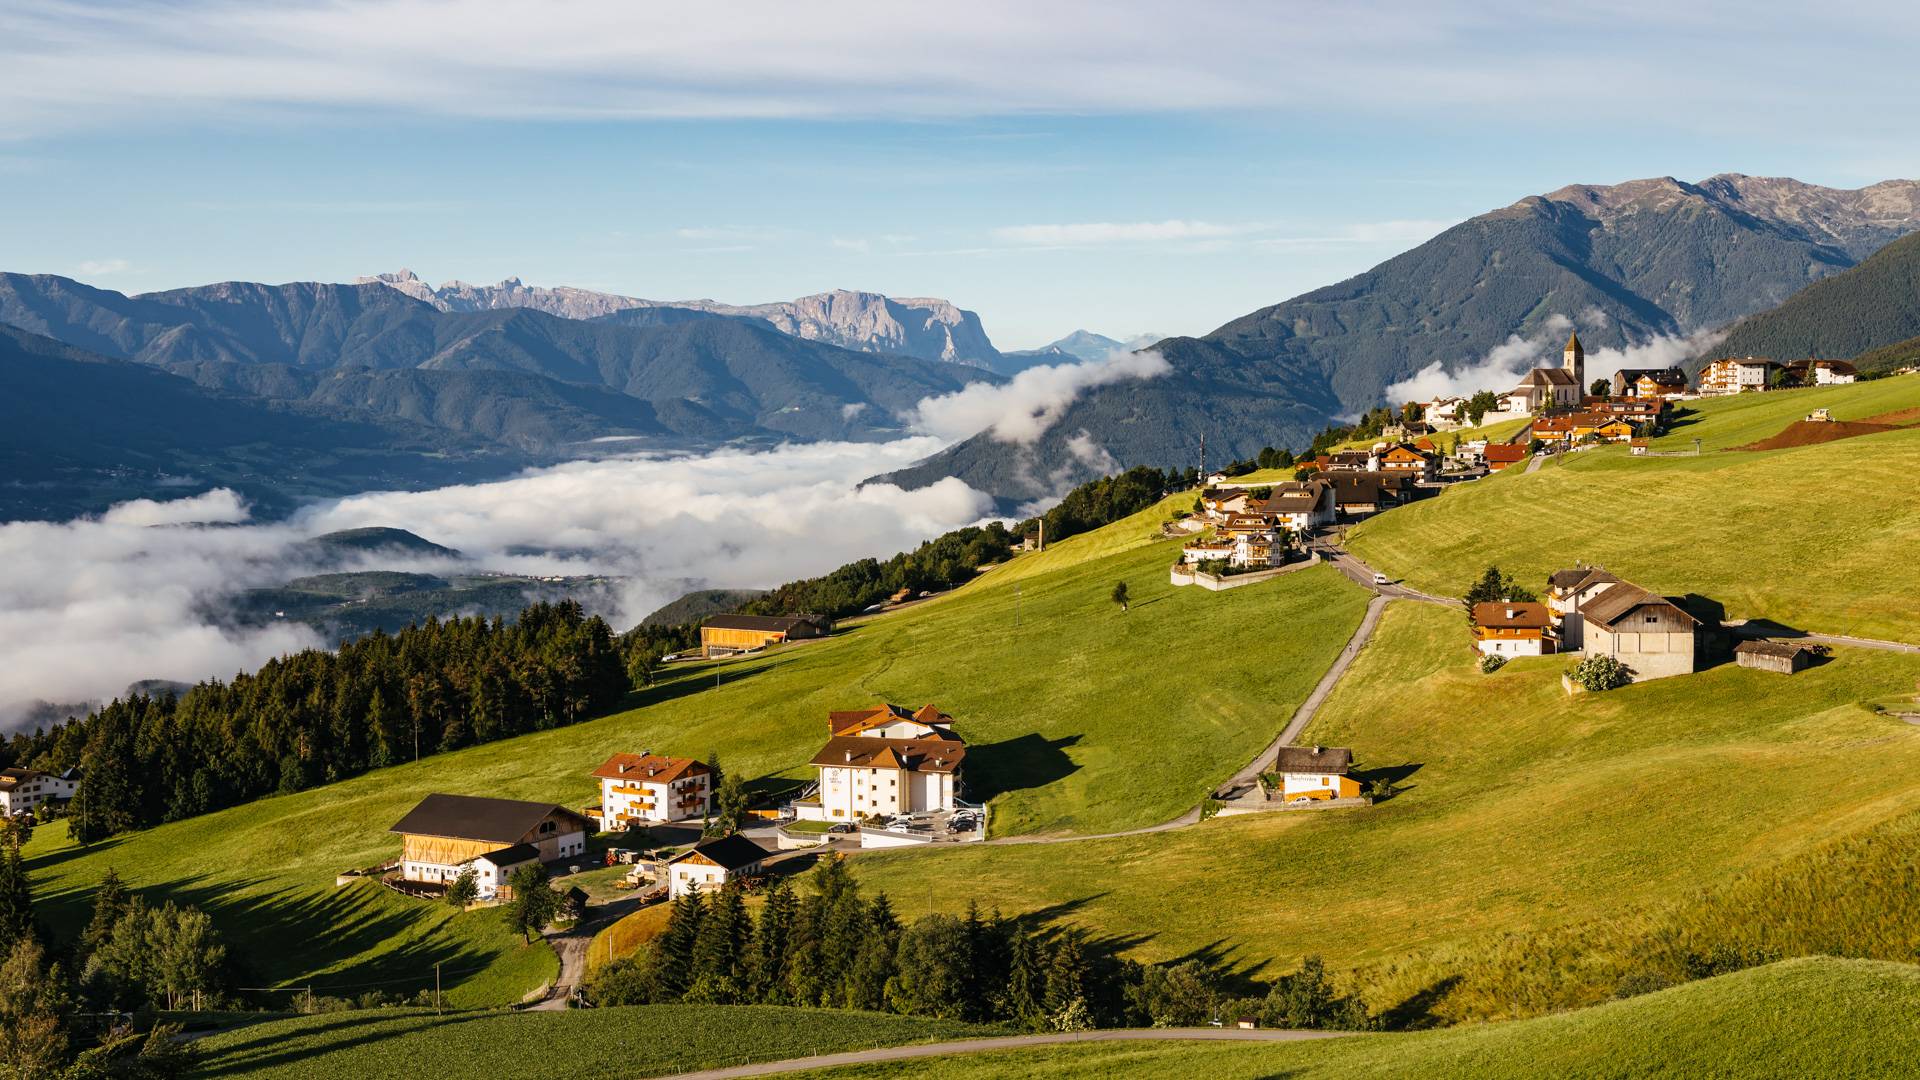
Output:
[1738,407,1920,451]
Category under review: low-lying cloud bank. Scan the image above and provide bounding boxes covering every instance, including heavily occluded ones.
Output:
[0,438,992,732]
[907,348,1171,444]
[1384,312,1726,403]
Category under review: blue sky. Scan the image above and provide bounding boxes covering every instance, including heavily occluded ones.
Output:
[5,1,1920,348]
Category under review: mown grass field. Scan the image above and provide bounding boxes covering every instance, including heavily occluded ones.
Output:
[1649,374,1920,451]
[785,958,1920,1079]
[188,1004,1002,1080]
[25,495,1369,1002]
[849,602,1920,978]
[1348,376,1920,643]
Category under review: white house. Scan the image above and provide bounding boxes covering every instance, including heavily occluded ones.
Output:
[1270,746,1362,802]
[1471,602,1555,656]
[588,752,712,828]
[0,767,78,817]
[470,844,542,901]
[666,834,770,898]
[797,704,965,822]
[1257,480,1336,533]
[1546,566,1622,651]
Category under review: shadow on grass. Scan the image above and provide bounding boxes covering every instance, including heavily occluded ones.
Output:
[1376,974,1463,1030]
[1352,762,1423,802]
[963,733,1082,803]
[194,1009,502,1078]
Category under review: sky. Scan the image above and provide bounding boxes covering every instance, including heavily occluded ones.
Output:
[5,2,1920,347]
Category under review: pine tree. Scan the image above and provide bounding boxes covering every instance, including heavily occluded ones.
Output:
[0,839,31,955]
[750,880,797,1004]
[1043,932,1091,1015]
[685,884,750,1004]
[79,867,129,962]
[648,891,705,1002]
[1005,927,1045,1029]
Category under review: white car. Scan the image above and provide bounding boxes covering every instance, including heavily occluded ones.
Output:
[1372,572,1389,585]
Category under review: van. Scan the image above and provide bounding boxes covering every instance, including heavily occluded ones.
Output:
[1372,572,1389,586]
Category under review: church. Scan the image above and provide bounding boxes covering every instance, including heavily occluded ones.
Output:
[1504,332,1586,412]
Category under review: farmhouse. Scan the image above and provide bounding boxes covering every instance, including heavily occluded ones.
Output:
[796,704,966,822]
[666,834,770,898]
[1613,367,1689,398]
[1698,357,1780,395]
[1316,472,1417,518]
[699,613,829,658]
[1256,480,1335,532]
[1785,359,1858,386]
[1269,745,1362,802]
[1484,444,1528,471]
[390,794,591,892]
[1472,601,1555,656]
[1735,639,1817,674]
[1574,583,1700,681]
[1377,442,1438,480]
[1547,566,1621,651]
[587,753,711,828]
[0,767,78,817]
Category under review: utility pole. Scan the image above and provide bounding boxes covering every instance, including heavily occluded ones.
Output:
[1198,433,1206,482]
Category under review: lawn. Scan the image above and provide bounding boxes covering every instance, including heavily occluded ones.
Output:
[782,957,1920,1079]
[847,602,1920,979]
[188,1004,1003,1080]
[1347,391,1920,643]
[24,494,1369,1001]
[1649,373,1920,452]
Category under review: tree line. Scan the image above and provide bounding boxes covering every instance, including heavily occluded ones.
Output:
[583,857,1369,1032]
[1,601,627,844]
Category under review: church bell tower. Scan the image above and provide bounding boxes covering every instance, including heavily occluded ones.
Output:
[1563,331,1586,389]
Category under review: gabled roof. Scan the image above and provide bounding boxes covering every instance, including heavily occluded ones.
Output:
[828,703,958,738]
[1735,639,1813,659]
[390,794,592,843]
[669,833,770,872]
[702,613,825,634]
[1578,584,1699,630]
[1548,567,1619,594]
[1484,444,1528,463]
[810,735,966,774]
[1272,745,1353,775]
[1516,367,1579,389]
[475,842,541,869]
[592,753,708,784]
[1472,601,1552,630]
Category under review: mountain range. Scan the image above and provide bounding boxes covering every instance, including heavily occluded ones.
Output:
[997,330,1165,372]
[1705,230,1920,371]
[881,174,1920,504]
[357,270,1005,370]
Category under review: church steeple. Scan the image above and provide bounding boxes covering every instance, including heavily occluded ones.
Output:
[1563,331,1585,388]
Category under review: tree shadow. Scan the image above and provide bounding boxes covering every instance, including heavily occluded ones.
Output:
[1375,974,1463,1030]
[1351,762,1423,801]
[962,734,1082,802]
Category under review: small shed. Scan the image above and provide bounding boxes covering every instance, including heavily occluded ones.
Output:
[1734,640,1815,674]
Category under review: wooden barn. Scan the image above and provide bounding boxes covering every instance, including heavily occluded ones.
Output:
[699,613,830,657]
[1734,640,1816,674]
[389,794,592,894]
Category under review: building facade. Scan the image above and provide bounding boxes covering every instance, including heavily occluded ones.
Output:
[589,753,711,828]
[1472,602,1555,656]
[797,704,965,822]
[699,614,829,658]
[390,794,591,889]
[0,768,77,817]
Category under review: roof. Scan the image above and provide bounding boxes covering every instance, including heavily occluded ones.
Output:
[1565,331,1583,356]
[1630,369,1688,386]
[1578,583,1699,630]
[1272,745,1353,775]
[1516,367,1579,388]
[389,794,591,843]
[475,842,540,868]
[1472,601,1552,630]
[1484,444,1528,463]
[810,735,966,774]
[1548,567,1619,594]
[702,613,824,634]
[669,833,770,872]
[591,753,708,784]
[828,703,958,737]
[1735,639,1813,659]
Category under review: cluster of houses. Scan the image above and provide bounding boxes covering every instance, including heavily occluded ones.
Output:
[1698,357,1858,394]
[1184,442,1448,569]
[1471,565,1703,682]
[386,701,973,904]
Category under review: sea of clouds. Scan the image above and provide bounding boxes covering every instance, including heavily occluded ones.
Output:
[1,348,1174,731]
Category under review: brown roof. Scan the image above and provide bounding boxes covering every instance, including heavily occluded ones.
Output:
[1272,745,1353,775]
[1516,367,1579,388]
[1484,444,1527,463]
[1472,601,1552,630]
[668,833,769,872]
[1735,640,1813,659]
[828,703,958,737]
[1578,584,1699,630]
[591,753,708,784]
[1548,567,1619,594]
[810,735,966,774]
[389,794,592,843]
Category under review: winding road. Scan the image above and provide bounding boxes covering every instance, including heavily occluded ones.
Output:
[652,1026,1350,1079]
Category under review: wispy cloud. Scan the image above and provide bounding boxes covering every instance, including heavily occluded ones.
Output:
[76,257,131,275]
[992,220,1250,246]
[906,348,1172,444]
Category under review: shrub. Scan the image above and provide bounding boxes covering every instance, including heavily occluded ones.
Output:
[1568,654,1633,691]
[1478,653,1508,674]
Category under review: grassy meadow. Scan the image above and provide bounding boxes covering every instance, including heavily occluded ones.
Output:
[785,958,1920,1079]
[848,602,1920,988]
[1648,374,1920,451]
[1347,376,1920,643]
[188,1004,1001,1080]
[24,495,1369,1002]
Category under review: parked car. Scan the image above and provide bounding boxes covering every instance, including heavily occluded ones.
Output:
[827,822,856,834]
[1372,572,1389,585]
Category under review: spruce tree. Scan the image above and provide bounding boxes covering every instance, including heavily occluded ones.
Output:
[648,891,705,1002]
[1005,927,1045,1029]
[79,867,129,962]
[686,884,750,1003]
[1043,931,1090,1015]
[0,839,30,955]
[750,879,797,1004]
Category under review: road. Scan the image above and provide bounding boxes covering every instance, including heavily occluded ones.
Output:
[652,1027,1351,1080]
[528,893,646,1010]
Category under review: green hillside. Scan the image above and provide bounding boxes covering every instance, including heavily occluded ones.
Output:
[849,602,1920,981]
[789,958,1920,1079]
[23,496,1368,1002]
[1346,377,1920,642]
[190,1004,999,1080]
[1707,230,1920,370]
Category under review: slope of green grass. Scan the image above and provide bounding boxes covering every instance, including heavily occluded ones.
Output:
[849,602,1920,975]
[788,958,1920,1079]
[25,496,1368,1000]
[1348,391,1920,642]
[188,1005,1001,1080]
[1650,373,1920,451]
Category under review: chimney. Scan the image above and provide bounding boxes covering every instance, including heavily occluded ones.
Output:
[1313,745,1323,755]
[844,750,854,763]
[618,762,630,775]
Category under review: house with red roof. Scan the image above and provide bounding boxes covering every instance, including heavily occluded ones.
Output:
[796,704,966,822]
[587,753,712,827]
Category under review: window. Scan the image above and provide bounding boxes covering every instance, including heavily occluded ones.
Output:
[1644,615,1657,625]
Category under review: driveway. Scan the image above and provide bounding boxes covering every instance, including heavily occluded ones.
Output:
[651,1026,1352,1079]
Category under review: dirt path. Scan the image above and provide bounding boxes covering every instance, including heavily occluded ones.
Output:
[652,1027,1351,1079]
[528,894,647,1010]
